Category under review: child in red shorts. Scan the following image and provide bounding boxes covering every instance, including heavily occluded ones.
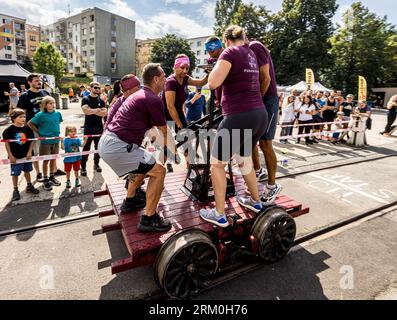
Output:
[61,126,82,188]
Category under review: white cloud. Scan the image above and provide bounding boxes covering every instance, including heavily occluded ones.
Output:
[165,0,202,4]
[200,1,216,21]
[99,0,140,21]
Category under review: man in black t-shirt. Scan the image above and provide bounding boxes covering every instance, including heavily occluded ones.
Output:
[17,73,50,181]
[81,82,107,176]
[340,94,356,117]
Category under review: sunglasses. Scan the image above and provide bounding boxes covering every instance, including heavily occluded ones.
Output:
[93,86,101,90]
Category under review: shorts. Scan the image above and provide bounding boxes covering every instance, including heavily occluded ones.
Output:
[211,108,268,162]
[11,162,33,177]
[64,161,81,172]
[40,142,60,156]
[261,95,279,141]
[98,131,156,177]
[32,132,40,156]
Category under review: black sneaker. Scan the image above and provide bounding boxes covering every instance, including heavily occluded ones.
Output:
[120,196,146,214]
[36,173,45,182]
[43,179,53,191]
[166,163,174,173]
[138,214,172,233]
[136,187,146,200]
[12,189,21,201]
[54,169,66,176]
[81,169,87,177]
[49,176,61,186]
[26,184,40,194]
[94,164,102,173]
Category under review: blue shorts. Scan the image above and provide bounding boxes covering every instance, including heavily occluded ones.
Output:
[11,162,33,177]
[261,95,279,141]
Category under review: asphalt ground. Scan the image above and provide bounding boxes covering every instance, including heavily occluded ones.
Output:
[0,157,396,299]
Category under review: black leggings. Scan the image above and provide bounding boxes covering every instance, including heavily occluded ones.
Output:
[384,110,397,133]
[297,120,312,142]
[82,136,101,169]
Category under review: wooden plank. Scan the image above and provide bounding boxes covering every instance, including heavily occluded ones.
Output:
[98,209,115,218]
[102,222,121,233]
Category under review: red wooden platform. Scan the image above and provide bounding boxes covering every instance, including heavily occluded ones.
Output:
[99,172,309,274]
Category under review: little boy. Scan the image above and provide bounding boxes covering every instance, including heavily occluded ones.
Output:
[3,109,40,201]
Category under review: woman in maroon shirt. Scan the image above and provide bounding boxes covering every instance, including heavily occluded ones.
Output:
[199,26,268,228]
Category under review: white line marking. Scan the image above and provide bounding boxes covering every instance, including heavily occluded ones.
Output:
[308,173,389,204]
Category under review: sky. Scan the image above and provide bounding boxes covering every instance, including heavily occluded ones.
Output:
[0,0,396,40]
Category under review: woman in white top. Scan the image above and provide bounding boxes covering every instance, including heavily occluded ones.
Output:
[280,95,296,143]
[295,95,316,145]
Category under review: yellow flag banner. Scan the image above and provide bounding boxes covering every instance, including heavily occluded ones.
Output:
[306,69,315,90]
[358,76,367,101]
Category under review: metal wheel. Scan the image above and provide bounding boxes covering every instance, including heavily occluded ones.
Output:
[252,206,296,263]
[154,229,218,299]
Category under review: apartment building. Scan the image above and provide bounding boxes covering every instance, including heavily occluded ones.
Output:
[41,7,136,78]
[26,24,40,58]
[188,35,211,78]
[0,14,29,64]
[135,38,158,78]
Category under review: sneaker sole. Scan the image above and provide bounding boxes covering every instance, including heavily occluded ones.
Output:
[137,224,172,233]
[199,214,229,228]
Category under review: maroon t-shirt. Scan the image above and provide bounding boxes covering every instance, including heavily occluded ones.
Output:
[218,44,264,116]
[108,88,166,146]
[105,95,126,130]
[162,75,189,123]
[208,57,223,105]
[249,40,277,98]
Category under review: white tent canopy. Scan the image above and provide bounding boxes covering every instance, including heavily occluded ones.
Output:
[286,81,333,92]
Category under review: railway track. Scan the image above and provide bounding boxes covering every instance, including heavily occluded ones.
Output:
[0,153,395,238]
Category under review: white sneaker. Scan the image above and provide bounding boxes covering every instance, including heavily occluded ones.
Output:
[262,183,282,205]
[256,167,267,183]
[199,208,229,228]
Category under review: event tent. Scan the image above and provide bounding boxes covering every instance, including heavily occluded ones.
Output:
[0,60,30,83]
[286,81,333,92]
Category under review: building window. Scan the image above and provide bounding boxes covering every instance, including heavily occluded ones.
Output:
[5,54,12,59]
[82,29,87,35]
[90,26,94,34]
[5,37,12,42]
[90,15,94,22]
[197,41,201,46]
[196,50,200,56]
[111,52,116,58]
[82,17,87,24]
[68,22,72,28]
[75,35,78,41]
[204,50,207,55]
[83,51,87,57]
[68,33,72,39]
[4,28,11,34]
[111,63,117,72]
[68,63,73,70]
[68,53,73,59]
[30,35,36,41]
[111,41,116,48]
[16,39,25,46]
[82,39,87,46]
[90,61,95,69]
[5,45,12,51]
[2,19,11,24]
[68,43,72,49]
[90,49,95,56]
[90,38,94,45]
[111,18,116,26]
[196,59,200,65]
[76,56,79,63]
[82,61,87,68]
[111,30,117,37]
[15,23,25,30]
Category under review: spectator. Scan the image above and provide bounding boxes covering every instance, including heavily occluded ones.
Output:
[296,95,316,145]
[4,82,19,116]
[280,95,296,144]
[380,94,397,136]
[62,126,82,189]
[80,82,107,176]
[68,87,74,102]
[17,73,50,182]
[28,96,63,191]
[185,87,206,124]
[340,94,356,118]
[20,84,27,94]
[100,87,108,104]
[108,80,122,107]
[331,111,346,144]
[79,85,90,97]
[322,93,337,132]
[2,109,40,201]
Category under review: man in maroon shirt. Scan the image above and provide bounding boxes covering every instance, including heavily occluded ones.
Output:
[99,63,177,233]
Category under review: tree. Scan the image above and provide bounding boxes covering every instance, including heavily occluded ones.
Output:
[327,2,397,94]
[33,42,65,85]
[214,0,242,37]
[269,0,338,85]
[150,34,196,77]
[230,3,271,45]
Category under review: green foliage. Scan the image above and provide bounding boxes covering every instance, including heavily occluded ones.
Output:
[214,0,242,37]
[58,76,92,95]
[33,42,65,85]
[327,1,397,94]
[269,0,338,85]
[150,34,196,77]
[230,3,271,45]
